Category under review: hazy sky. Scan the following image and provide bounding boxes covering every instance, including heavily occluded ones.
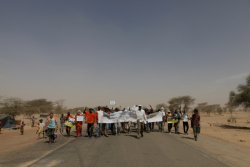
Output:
[0,0,249,108]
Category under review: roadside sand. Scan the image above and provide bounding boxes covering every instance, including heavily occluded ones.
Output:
[0,127,38,155]
[200,111,250,148]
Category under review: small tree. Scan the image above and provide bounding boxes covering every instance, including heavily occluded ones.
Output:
[0,97,24,118]
[155,103,168,111]
[229,74,250,109]
[54,99,67,114]
[26,99,53,114]
[168,96,195,112]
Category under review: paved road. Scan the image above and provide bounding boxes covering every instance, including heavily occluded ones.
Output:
[30,132,227,167]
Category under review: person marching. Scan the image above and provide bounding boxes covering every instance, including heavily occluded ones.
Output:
[135,105,147,139]
[75,110,84,137]
[166,111,173,133]
[45,112,57,143]
[20,121,25,135]
[173,110,181,134]
[158,107,166,132]
[65,112,74,136]
[0,120,2,134]
[85,108,96,138]
[182,110,189,135]
[191,109,200,141]
[60,114,65,134]
[96,106,103,137]
[37,119,45,139]
[31,116,35,127]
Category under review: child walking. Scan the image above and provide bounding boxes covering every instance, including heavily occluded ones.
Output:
[20,121,25,135]
[37,119,45,139]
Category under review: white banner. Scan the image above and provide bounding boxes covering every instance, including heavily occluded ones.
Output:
[147,112,163,123]
[98,111,162,123]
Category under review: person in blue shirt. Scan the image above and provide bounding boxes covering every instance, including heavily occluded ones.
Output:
[46,112,57,143]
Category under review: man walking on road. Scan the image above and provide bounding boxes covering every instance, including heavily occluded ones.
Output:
[135,105,147,139]
[182,110,189,135]
[191,109,200,141]
[85,108,96,138]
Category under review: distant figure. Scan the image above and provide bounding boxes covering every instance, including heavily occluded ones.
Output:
[0,120,2,134]
[182,110,189,135]
[20,121,25,135]
[60,114,65,134]
[31,116,35,127]
[37,119,45,139]
[191,109,200,141]
[166,111,173,133]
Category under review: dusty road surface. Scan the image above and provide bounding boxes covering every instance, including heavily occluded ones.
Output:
[25,132,227,167]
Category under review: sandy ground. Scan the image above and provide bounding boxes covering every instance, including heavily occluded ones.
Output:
[199,111,250,148]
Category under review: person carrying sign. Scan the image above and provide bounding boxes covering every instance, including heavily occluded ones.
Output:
[75,110,84,137]
[135,105,147,139]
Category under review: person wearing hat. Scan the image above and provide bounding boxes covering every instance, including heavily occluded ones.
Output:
[135,105,147,138]
[158,107,166,132]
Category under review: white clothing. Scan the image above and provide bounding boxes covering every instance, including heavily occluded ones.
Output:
[39,122,45,129]
[135,109,147,123]
[160,111,166,117]
[97,110,104,123]
[183,114,189,122]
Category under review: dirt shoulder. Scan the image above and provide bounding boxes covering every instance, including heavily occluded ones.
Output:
[177,111,250,167]
[0,127,39,155]
[200,111,250,148]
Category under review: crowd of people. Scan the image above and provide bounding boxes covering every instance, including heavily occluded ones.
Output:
[39,105,201,143]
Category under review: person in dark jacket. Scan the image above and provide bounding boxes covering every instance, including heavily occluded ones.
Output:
[191,109,200,141]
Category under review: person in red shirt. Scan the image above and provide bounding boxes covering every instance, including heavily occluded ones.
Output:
[85,108,96,138]
[75,110,83,137]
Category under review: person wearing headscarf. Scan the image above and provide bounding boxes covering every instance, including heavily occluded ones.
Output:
[75,110,83,137]
[65,112,74,136]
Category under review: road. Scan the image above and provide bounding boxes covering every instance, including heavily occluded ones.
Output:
[29,132,227,167]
